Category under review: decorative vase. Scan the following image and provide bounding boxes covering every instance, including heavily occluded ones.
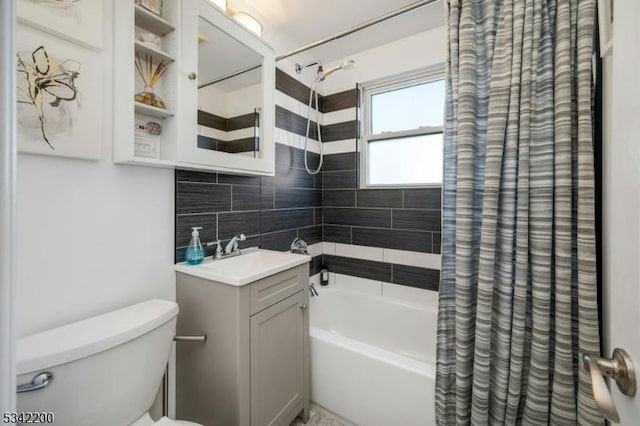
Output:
[134,85,166,109]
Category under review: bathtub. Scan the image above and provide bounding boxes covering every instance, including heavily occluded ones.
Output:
[309,287,437,426]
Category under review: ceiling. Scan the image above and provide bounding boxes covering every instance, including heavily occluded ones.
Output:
[229,0,445,63]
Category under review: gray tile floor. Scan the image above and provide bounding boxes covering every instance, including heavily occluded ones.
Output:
[290,410,345,426]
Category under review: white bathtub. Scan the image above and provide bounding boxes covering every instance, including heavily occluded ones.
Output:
[309,287,437,426]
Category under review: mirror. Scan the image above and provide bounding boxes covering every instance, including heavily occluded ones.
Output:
[197,17,262,157]
[179,0,275,175]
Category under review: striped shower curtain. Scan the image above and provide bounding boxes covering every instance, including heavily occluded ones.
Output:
[435,0,602,425]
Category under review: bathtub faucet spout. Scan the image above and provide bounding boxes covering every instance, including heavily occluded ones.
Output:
[309,283,319,297]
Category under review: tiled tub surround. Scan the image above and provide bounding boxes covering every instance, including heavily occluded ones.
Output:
[197,110,259,154]
[319,80,442,291]
[174,67,441,290]
[174,145,323,276]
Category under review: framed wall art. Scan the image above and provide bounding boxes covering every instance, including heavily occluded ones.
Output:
[17,24,103,160]
[17,0,103,51]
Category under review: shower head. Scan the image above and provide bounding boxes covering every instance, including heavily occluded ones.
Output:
[316,60,355,82]
[341,60,356,70]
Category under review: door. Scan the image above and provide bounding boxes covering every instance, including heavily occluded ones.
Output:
[602,0,640,422]
[250,291,304,426]
[0,0,17,415]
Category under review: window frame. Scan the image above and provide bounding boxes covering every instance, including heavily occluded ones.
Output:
[359,64,445,189]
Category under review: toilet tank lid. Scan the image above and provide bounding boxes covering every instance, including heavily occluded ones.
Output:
[17,299,179,375]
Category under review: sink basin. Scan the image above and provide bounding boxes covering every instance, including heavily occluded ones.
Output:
[174,248,311,286]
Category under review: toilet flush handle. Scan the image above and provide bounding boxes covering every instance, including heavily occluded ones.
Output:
[17,372,54,393]
[174,335,207,343]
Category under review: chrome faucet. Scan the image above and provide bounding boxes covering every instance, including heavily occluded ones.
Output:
[291,237,309,255]
[225,234,246,255]
[309,283,319,297]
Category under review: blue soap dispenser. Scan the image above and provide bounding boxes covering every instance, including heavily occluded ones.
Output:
[185,226,205,265]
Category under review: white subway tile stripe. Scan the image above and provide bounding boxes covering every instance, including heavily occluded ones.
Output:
[198,125,225,140]
[335,243,383,262]
[225,127,256,140]
[323,242,336,255]
[382,248,441,270]
[307,242,323,257]
[322,139,358,155]
[323,107,357,126]
[275,90,309,117]
[323,243,441,271]
[276,88,323,125]
[275,130,320,154]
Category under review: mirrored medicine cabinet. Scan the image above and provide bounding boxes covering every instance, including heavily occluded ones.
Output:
[114,0,276,176]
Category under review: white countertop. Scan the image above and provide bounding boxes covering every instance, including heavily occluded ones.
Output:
[175,248,311,286]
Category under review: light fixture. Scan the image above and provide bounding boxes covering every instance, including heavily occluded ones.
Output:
[208,0,227,10]
[231,11,263,37]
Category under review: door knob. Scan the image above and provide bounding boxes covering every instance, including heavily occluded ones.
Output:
[188,72,197,80]
[583,348,636,423]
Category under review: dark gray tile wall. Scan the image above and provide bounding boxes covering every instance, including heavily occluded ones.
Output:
[321,88,358,113]
[322,152,441,256]
[174,67,441,289]
[323,255,440,291]
[174,155,323,276]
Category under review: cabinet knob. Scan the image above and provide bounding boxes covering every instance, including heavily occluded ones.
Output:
[299,304,307,310]
[188,72,197,80]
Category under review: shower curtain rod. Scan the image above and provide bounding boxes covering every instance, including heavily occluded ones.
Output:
[276,0,440,62]
[198,64,262,89]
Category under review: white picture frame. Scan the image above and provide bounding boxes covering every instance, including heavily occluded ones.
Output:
[17,0,103,51]
[598,0,613,57]
[17,24,103,160]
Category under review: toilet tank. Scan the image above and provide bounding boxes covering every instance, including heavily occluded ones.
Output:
[17,299,179,426]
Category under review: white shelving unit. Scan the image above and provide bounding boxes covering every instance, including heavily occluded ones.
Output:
[134,41,176,64]
[134,4,175,36]
[134,102,175,118]
[113,1,181,167]
[113,0,275,175]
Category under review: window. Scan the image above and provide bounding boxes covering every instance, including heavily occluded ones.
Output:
[361,66,445,187]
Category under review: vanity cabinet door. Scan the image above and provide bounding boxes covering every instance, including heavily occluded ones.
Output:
[250,291,304,426]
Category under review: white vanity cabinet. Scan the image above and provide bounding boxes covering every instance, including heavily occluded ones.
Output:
[175,264,310,426]
[113,0,276,176]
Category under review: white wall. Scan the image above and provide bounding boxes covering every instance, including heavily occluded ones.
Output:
[199,83,262,117]
[13,0,317,340]
[15,2,175,338]
[321,26,446,95]
[319,26,446,158]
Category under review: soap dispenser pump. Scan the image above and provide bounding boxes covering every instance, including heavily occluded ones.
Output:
[185,227,205,265]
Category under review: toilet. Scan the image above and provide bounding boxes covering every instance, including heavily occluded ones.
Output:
[16,299,202,426]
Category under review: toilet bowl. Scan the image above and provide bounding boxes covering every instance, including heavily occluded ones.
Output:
[16,299,202,426]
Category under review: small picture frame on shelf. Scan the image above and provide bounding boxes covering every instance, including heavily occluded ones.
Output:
[136,0,163,16]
